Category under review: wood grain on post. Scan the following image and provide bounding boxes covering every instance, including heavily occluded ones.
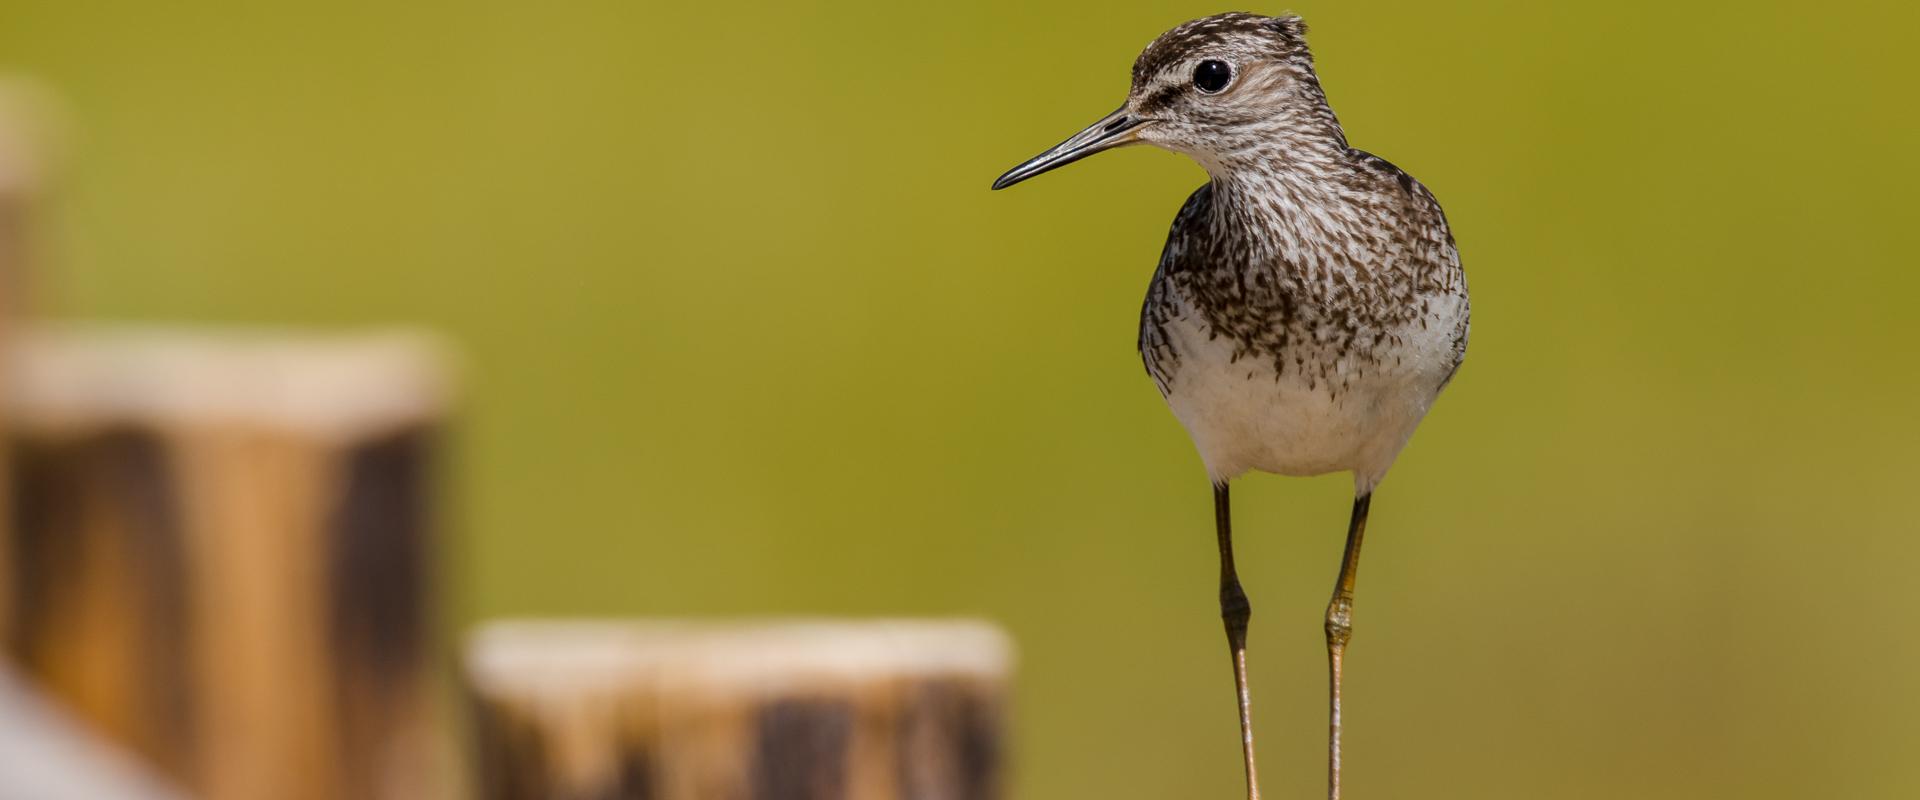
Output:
[2,325,452,800]
[466,619,1013,800]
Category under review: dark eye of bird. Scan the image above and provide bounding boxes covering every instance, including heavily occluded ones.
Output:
[1192,60,1232,94]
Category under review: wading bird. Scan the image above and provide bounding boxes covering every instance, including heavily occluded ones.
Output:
[992,13,1469,799]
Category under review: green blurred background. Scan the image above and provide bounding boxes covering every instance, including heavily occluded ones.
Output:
[5,0,1919,797]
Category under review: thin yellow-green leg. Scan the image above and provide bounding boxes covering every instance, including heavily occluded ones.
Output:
[1324,493,1372,800]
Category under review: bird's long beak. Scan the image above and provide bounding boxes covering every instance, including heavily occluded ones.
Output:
[991,106,1147,190]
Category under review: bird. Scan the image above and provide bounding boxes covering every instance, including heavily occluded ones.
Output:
[991,12,1469,800]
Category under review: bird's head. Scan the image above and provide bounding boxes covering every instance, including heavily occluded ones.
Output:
[992,12,1343,190]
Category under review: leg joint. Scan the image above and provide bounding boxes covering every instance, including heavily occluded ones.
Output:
[1219,578,1251,636]
[1324,595,1354,648]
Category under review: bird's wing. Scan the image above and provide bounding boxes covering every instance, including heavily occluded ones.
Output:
[1137,183,1214,397]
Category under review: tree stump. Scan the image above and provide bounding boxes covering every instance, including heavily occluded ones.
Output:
[465,619,1013,800]
[2,325,453,800]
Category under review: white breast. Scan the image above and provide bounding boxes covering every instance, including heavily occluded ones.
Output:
[1157,291,1465,493]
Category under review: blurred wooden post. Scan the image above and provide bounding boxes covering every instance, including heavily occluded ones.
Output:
[0,76,58,651]
[466,620,1013,800]
[2,325,453,800]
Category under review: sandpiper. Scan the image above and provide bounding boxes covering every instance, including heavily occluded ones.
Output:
[992,13,1469,799]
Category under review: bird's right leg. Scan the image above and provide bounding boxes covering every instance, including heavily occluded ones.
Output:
[1214,482,1261,800]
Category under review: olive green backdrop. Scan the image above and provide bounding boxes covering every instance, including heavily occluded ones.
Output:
[5,1,1919,797]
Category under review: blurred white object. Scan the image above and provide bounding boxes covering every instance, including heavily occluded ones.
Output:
[0,663,184,800]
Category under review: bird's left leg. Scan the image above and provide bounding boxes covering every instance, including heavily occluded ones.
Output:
[1324,492,1372,800]
[1213,482,1262,800]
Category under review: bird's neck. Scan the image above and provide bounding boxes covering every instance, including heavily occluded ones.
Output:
[1203,155,1359,258]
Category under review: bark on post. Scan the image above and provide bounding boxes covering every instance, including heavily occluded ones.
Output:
[466,619,1013,800]
[2,325,453,800]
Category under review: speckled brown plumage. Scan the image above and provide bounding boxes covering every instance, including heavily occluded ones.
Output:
[1139,150,1469,399]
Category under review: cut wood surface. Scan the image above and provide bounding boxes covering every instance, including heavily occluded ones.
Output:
[466,619,1013,800]
[2,324,454,800]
